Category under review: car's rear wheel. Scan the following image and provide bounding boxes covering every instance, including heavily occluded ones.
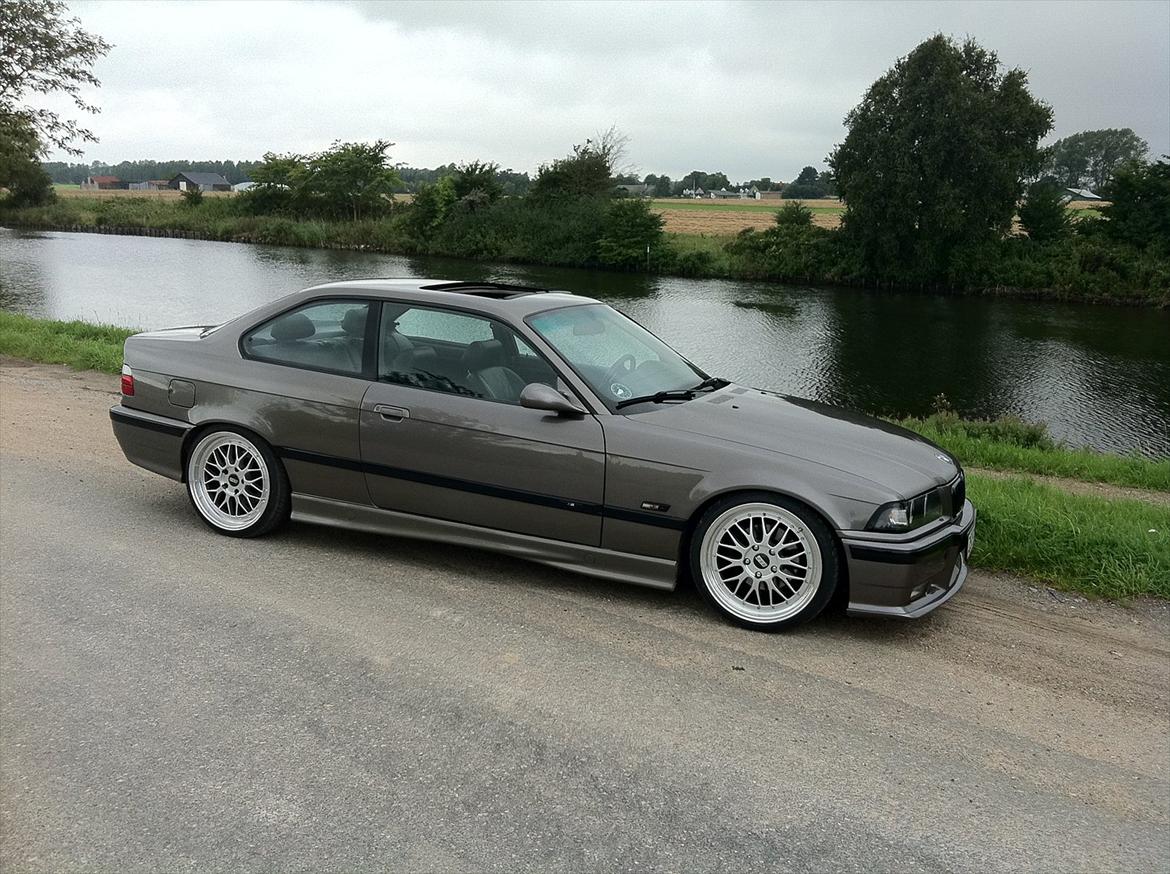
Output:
[186,428,290,537]
[690,493,838,631]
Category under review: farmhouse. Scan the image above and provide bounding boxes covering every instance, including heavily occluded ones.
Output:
[709,187,761,200]
[80,175,125,190]
[168,172,231,192]
[614,183,652,197]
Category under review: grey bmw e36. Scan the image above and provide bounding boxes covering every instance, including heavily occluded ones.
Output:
[110,279,975,630]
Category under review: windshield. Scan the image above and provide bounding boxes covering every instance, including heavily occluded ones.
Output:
[528,304,706,410]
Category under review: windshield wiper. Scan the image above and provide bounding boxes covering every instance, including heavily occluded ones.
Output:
[614,377,727,410]
[689,377,728,392]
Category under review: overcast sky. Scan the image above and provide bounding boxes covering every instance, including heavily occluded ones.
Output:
[52,0,1170,180]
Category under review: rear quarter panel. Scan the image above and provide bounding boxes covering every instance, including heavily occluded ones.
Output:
[121,330,369,504]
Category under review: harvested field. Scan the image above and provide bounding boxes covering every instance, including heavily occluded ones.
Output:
[53,186,232,199]
[654,200,842,234]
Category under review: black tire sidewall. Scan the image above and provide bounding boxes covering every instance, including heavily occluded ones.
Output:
[185,427,291,538]
[688,491,839,631]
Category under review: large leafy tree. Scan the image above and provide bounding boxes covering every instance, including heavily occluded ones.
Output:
[1041,128,1149,191]
[829,35,1052,279]
[307,140,401,221]
[0,0,111,155]
[530,141,614,199]
[1098,157,1170,255]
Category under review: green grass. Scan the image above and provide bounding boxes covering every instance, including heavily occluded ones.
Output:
[967,473,1170,599]
[0,311,135,373]
[893,412,1170,491]
[654,199,844,214]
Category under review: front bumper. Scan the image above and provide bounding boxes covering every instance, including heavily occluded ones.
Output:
[841,499,976,618]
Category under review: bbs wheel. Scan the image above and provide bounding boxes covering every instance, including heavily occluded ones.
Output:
[690,492,838,631]
[186,428,290,537]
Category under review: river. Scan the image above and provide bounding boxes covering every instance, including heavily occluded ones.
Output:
[2,227,1167,457]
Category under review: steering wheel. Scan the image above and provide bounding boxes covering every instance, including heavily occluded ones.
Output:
[604,354,637,396]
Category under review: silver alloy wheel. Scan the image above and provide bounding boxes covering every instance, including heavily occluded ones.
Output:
[699,502,823,624]
[188,432,271,532]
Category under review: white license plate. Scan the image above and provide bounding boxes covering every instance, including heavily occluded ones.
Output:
[965,519,976,558]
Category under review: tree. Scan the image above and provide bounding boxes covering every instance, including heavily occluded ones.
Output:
[530,136,617,199]
[305,140,401,221]
[451,160,503,206]
[1017,180,1070,243]
[829,35,1052,279]
[643,173,672,197]
[0,0,111,156]
[1098,157,1169,255]
[1042,128,1149,191]
[782,165,830,199]
[0,112,53,204]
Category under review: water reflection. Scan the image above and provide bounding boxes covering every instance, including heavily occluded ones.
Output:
[1,227,1166,457]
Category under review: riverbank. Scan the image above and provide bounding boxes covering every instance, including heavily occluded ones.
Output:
[3,196,1167,307]
[2,314,1165,601]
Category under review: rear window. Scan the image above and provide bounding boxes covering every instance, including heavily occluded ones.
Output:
[242,300,370,376]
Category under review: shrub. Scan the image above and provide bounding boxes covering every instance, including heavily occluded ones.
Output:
[180,186,204,207]
[774,201,813,228]
[1018,180,1071,242]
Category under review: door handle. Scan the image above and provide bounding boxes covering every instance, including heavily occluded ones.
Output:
[374,404,410,422]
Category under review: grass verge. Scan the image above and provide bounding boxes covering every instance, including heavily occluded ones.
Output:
[894,411,1170,491]
[0,311,134,374]
[967,473,1170,599]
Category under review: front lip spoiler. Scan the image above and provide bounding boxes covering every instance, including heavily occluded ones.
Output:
[845,553,970,618]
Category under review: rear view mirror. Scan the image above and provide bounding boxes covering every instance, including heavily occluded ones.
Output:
[520,383,585,417]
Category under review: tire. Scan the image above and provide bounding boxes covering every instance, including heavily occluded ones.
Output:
[185,427,290,538]
[689,492,839,631]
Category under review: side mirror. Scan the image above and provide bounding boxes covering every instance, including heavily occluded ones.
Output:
[520,383,585,417]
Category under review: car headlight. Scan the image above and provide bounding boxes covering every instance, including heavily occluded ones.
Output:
[868,488,945,532]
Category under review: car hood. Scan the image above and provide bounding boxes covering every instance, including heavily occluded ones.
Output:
[636,385,959,499]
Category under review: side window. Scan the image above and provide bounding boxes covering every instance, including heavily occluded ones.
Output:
[242,300,369,376]
[379,303,557,404]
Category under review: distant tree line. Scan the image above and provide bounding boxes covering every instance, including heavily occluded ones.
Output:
[43,159,262,185]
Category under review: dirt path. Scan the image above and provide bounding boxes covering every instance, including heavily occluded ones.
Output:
[2,360,1168,871]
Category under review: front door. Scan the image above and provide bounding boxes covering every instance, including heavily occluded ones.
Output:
[359,301,606,546]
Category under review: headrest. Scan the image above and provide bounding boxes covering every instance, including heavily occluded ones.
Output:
[341,308,366,337]
[462,339,504,371]
[270,313,315,341]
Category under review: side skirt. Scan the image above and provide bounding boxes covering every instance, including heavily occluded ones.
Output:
[290,494,679,591]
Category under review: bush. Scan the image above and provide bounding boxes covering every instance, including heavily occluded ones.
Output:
[1018,180,1071,242]
[597,197,664,269]
[774,201,813,228]
[180,186,204,207]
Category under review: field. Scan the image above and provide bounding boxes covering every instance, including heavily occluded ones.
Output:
[650,197,1106,236]
[52,184,232,200]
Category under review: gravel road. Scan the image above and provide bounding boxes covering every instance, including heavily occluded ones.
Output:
[2,361,1167,872]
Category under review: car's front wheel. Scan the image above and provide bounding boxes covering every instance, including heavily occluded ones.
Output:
[690,493,838,631]
[186,428,290,537]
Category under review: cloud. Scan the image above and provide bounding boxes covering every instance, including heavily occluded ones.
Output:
[58,0,1169,181]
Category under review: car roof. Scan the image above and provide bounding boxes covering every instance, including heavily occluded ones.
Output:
[302,278,600,319]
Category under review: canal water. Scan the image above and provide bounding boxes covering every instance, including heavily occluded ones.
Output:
[2,227,1167,457]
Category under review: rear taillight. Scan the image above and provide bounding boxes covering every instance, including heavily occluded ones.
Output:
[120,364,135,396]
